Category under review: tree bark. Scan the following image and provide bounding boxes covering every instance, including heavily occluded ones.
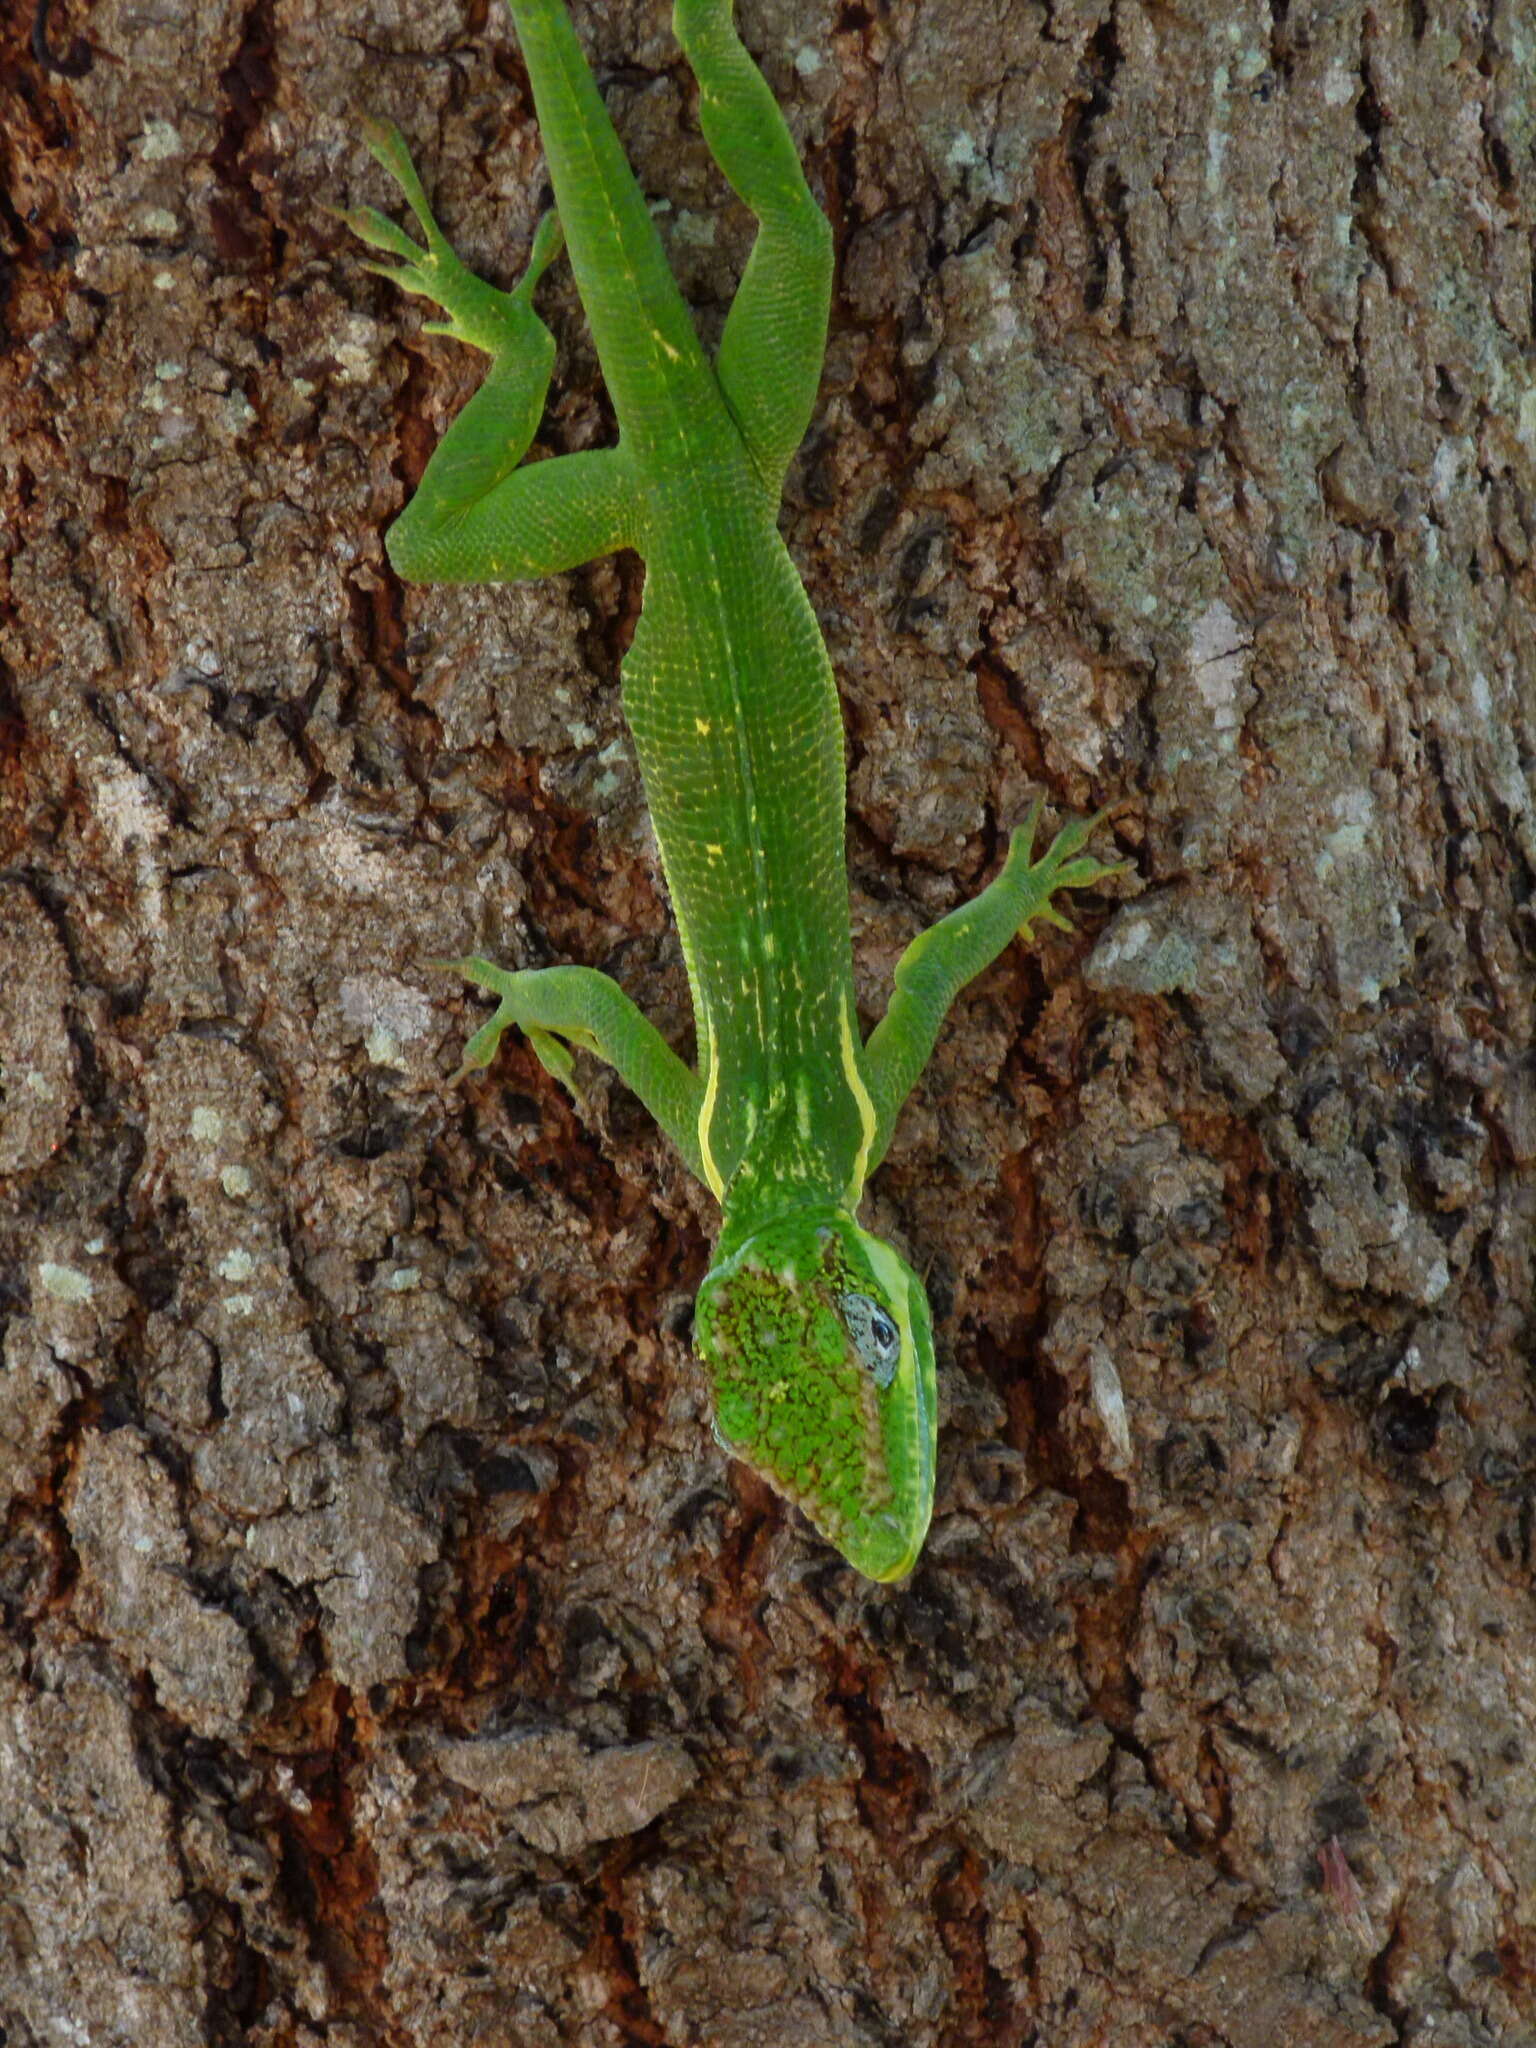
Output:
[2,0,1532,2043]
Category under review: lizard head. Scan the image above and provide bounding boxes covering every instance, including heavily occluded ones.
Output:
[694,1207,936,1581]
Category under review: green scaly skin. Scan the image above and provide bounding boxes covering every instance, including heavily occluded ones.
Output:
[341,0,1120,1581]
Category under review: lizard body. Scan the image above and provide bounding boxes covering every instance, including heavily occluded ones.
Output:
[343,0,1117,1579]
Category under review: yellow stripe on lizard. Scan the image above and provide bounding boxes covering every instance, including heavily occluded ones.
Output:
[839,991,878,1208]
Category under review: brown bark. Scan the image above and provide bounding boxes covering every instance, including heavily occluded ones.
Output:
[2,0,1532,2043]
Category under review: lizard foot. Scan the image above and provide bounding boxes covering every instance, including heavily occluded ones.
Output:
[432,956,585,1092]
[338,118,563,357]
[1004,802,1128,942]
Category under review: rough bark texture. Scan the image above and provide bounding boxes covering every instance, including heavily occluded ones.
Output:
[2,0,1533,2043]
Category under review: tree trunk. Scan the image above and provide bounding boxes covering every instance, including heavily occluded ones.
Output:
[2,0,1531,2042]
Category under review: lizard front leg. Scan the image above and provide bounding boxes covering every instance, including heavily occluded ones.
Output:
[447,958,707,1186]
[859,806,1121,1178]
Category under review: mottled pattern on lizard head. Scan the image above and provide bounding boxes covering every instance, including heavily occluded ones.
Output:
[695,1208,936,1581]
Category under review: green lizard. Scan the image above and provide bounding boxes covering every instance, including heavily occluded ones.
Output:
[342,0,1117,1581]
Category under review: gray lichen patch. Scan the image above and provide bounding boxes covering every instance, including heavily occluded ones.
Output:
[244,1440,437,1692]
[1275,1099,1456,1309]
[0,1322,78,1517]
[338,969,437,1071]
[1243,637,1416,1011]
[910,223,1071,505]
[0,1645,207,2047]
[138,1034,346,1518]
[2,1229,134,1514]
[1148,596,1255,869]
[1087,883,1286,1106]
[847,665,994,866]
[64,1426,256,1737]
[0,884,76,1174]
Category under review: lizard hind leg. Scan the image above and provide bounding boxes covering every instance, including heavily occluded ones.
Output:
[341,117,564,358]
[671,0,833,485]
[339,119,638,581]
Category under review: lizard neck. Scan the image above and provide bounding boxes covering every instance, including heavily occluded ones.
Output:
[714,1184,849,1266]
[702,989,877,1226]
[715,1047,876,1240]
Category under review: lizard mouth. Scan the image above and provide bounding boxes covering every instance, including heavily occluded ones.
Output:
[839,1509,926,1583]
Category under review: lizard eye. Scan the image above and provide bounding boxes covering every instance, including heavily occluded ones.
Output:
[840,1292,902,1388]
